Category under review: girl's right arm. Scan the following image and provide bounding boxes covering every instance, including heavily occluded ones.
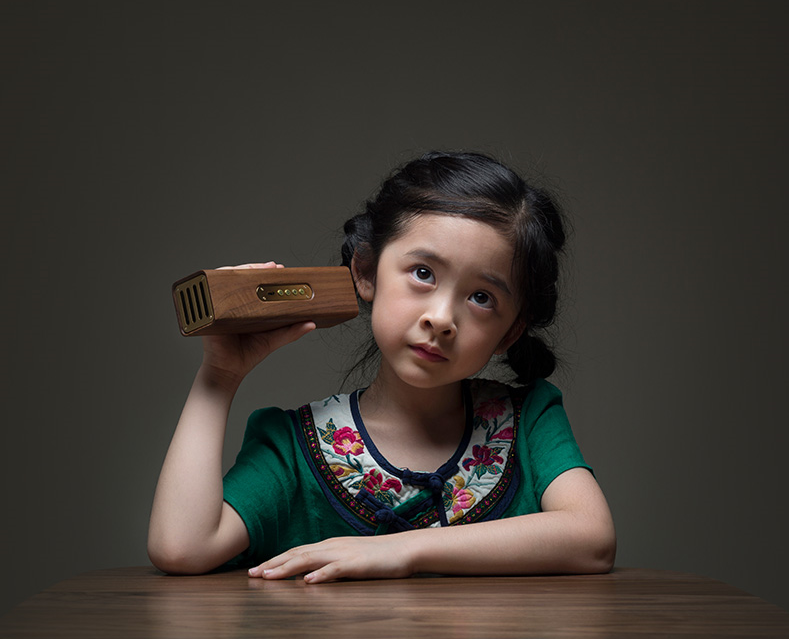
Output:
[147,263,315,575]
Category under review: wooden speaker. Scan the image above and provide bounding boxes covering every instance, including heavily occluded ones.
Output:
[172,266,359,336]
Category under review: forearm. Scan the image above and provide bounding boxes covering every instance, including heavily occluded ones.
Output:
[407,509,616,576]
[147,365,241,569]
[254,468,616,583]
[254,512,615,583]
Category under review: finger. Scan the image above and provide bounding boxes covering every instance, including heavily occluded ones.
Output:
[216,262,279,270]
[250,548,296,574]
[259,551,325,580]
[247,564,267,578]
[236,262,279,269]
[248,543,315,578]
[303,562,345,584]
[248,558,292,579]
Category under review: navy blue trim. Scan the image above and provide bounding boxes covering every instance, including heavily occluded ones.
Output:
[478,464,521,522]
[349,389,399,471]
[290,408,376,536]
[451,380,475,468]
[445,381,524,526]
[349,383,474,483]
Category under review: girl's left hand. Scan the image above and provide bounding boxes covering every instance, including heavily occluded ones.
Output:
[247,535,415,583]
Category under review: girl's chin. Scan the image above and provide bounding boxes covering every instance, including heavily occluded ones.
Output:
[380,364,465,391]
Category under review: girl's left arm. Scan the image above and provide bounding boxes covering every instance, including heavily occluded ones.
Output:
[249,467,616,583]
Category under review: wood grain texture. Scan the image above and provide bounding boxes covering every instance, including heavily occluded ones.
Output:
[173,266,359,335]
[2,567,788,638]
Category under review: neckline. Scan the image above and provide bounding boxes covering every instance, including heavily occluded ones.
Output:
[348,382,474,479]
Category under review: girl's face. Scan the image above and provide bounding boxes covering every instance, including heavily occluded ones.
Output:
[354,214,524,391]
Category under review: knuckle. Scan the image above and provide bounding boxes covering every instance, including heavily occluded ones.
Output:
[322,562,339,576]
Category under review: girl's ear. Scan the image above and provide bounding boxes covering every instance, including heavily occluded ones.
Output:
[351,253,375,302]
[494,319,526,355]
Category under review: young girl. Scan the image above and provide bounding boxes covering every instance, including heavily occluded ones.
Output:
[148,151,616,582]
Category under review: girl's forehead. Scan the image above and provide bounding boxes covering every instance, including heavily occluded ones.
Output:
[387,214,515,278]
[395,213,512,248]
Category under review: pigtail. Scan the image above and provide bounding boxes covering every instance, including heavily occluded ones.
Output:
[505,334,557,386]
[504,184,566,385]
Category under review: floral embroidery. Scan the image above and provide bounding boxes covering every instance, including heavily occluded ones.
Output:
[331,464,355,479]
[462,444,505,478]
[475,396,507,420]
[332,426,364,456]
[443,477,476,523]
[491,426,514,440]
[301,380,521,531]
[353,469,403,506]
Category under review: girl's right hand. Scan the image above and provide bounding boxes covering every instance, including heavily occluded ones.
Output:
[199,262,316,387]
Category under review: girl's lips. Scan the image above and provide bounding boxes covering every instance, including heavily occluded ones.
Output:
[410,344,447,362]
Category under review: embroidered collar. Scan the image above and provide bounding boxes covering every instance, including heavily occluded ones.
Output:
[293,379,522,535]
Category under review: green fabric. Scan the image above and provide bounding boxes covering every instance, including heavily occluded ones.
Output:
[222,407,358,566]
[502,379,593,518]
[222,378,591,566]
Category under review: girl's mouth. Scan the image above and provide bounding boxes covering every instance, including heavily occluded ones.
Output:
[410,344,448,362]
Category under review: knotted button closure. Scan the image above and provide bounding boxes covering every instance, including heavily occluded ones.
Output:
[401,469,448,495]
[427,473,445,495]
[374,508,396,524]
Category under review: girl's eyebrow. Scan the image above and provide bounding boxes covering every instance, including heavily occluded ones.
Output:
[404,249,513,297]
[481,272,513,297]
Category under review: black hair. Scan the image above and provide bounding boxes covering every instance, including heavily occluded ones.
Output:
[341,151,566,386]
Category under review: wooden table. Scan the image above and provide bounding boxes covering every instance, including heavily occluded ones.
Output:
[2,567,788,638]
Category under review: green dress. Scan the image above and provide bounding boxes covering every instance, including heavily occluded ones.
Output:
[222,378,592,566]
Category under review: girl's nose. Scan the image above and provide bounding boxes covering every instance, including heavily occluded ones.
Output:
[421,300,457,337]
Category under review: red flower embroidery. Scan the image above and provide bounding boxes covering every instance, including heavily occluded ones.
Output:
[331,464,354,479]
[475,397,507,420]
[362,469,402,495]
[491,426,514,440]
[332,427,364,456]
[462,444,504,471]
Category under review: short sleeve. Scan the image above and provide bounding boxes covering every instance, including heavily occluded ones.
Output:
[509,379,593,513]
[222,407,301,563]
[222,407,357,566]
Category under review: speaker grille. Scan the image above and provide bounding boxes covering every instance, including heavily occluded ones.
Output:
[174,274,214,333]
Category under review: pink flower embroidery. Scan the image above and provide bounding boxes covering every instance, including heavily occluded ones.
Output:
[475,397,507,420]
[444,477,476,523]
[362,469,402,495]
[462,444,504,472]
[491,426,514,440]
[332,427,364,456]
[450,485,475,514]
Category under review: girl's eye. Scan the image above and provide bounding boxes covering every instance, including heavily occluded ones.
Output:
[471,291,494,308]
[412,267,434,283]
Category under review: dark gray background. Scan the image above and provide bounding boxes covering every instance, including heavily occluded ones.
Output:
[2,0,788,614]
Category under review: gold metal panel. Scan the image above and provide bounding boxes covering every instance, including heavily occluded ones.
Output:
[174,274,214,334]
[255,284,314,301]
